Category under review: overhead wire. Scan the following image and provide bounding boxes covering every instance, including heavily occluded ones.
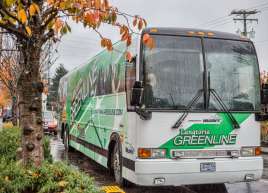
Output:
[198,1,268,29]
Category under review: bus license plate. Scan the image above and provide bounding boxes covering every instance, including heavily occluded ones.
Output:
[200,162,216,172]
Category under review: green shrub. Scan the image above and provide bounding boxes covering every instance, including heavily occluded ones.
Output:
[0,159,100,193]
[0,158,32,193]
[0,127,99,193]
[0,127,20,161]
[0,127,52,162]
[43,136,53,163]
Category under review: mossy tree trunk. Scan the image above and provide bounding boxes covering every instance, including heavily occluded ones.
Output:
[17,38,44,166]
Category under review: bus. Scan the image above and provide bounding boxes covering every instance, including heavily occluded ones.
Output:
[58,28,268,190]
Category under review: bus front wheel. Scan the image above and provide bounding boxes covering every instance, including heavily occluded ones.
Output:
[112,140,130,187]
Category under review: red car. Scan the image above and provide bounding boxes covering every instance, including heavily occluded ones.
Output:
[42,111,58,135]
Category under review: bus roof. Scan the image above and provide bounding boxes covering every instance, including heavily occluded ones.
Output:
[60,28,251,82]
[143,27,251,41]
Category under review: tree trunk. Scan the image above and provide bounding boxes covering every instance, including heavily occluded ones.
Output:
[17,42,44,166]
[11,92,17,126]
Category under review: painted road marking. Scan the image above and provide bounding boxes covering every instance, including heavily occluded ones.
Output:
[101,185,125,193]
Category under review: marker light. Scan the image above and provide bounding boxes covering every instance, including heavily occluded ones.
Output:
[150,28,158,33]
[187,31,195,35]
[197,32,206,36]
[138,148,166,159]
[207,32,215,36]
[241,147,261,157]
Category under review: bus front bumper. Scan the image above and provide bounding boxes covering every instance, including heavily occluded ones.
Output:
[125,156,263,186]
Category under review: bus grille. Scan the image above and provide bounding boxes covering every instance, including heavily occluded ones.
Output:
[171,149,240,159]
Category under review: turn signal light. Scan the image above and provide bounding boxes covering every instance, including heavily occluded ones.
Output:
[138,148,166,159]
[255,147,261,156]
[138,148,151,159]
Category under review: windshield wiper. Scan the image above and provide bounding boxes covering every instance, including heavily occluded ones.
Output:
[172,89,203,129]
[209,89,240,129]
[207,71,239,129]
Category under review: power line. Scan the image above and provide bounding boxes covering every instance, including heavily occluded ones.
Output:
[195,15,230,28]
[206,19,233,29]
[205,18,233,28]
[248,1,268,10]
[196,1,268,28]
[231,10,259,38]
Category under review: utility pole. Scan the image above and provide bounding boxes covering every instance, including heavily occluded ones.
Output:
[231,10,259,38]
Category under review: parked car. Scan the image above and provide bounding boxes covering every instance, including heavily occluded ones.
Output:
[42,111,58,135]
[2,109,12,123]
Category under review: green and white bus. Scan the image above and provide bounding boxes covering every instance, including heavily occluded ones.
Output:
[58,28,267,188]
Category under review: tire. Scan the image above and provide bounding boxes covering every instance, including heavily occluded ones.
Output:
[188,183,227,193]
[111,140,130,187]
[64,126,75,152]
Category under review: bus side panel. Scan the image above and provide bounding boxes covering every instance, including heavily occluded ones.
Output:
[63,40,128,168]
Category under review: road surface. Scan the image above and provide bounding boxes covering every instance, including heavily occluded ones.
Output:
[50,136,268,193]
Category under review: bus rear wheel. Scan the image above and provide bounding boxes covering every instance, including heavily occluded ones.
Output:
[112,141,130,187]
[63,127,75,152]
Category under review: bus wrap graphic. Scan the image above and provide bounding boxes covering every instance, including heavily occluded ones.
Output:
[160,113,251,153]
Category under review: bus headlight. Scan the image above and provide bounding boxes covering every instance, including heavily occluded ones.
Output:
[138,148,166,159]
[241,147,261,157]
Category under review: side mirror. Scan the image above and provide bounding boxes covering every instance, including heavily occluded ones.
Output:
[131,81,143,106]
[261,84,268,104]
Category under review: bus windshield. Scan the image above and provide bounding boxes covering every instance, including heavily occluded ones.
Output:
[142,35,260,111]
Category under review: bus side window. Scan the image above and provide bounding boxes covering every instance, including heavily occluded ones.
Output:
[126,61,136,110]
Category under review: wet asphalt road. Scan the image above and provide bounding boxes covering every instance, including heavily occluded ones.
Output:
[50,136,268,193]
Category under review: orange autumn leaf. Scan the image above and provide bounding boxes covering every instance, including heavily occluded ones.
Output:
[143,33,155,49]
[142,33,150,44]
[95,0,101,9]
[47,0,54,5]
[18,9,27,24]
[126,35,132,47]
[121,32,128,41]
[125,51,132,62]
[146,37,155,49]
[104,0,109,9]
[0,85,11,107]
[120,25,128,35]
[85,12,95,24]
[29,3,40,16]
[106,39,113,51]
[101,38,106,47]
[25,26,32,36]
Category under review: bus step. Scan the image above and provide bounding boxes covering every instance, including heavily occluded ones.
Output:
[101,185,125,193]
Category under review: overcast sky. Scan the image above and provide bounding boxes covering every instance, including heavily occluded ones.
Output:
[53,0,268,74]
